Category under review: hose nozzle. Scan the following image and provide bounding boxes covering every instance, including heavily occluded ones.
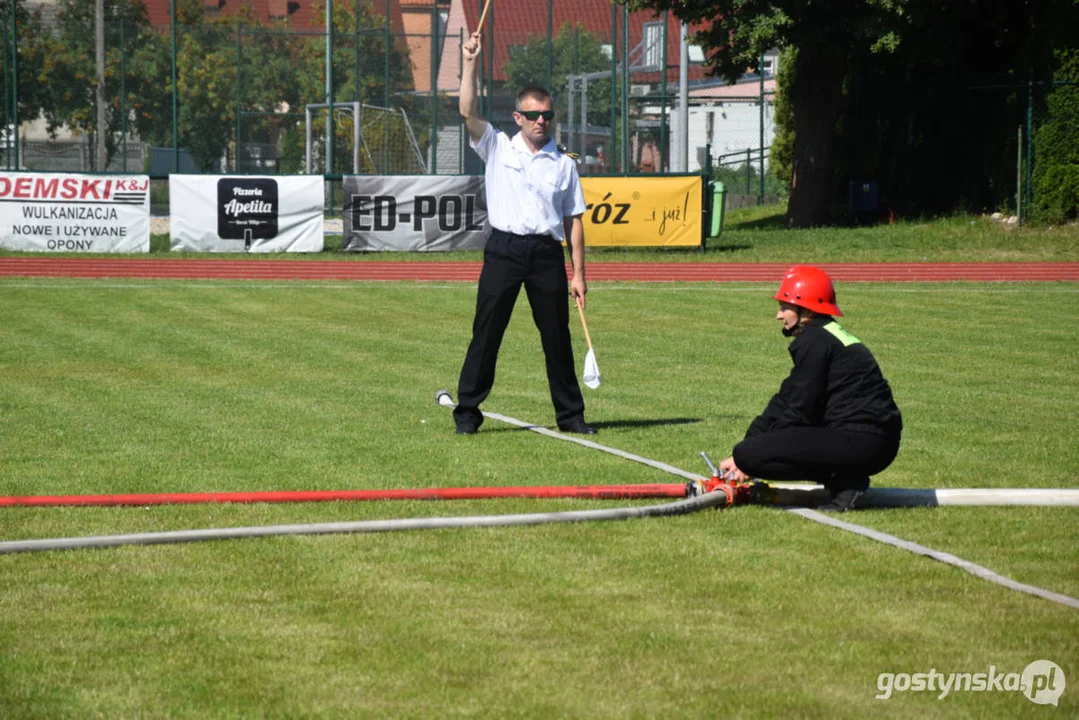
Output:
[699,451,721,480]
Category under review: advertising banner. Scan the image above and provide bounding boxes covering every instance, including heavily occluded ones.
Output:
[169,175,324,253]
[0,172,150,253]
[581,175,702,247]
[342,175,487,252]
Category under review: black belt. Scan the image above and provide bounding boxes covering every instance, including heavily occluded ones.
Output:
[491,228,559,244]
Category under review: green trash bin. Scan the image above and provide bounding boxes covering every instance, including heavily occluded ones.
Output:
[709,180,726,239]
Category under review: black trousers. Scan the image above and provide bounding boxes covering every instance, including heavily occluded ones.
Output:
[732,426,901,492]
[454,229,585,428]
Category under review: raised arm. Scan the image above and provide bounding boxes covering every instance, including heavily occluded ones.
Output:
[459,32,488,143]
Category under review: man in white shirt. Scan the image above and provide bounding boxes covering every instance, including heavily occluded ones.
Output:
[453,31,594,436]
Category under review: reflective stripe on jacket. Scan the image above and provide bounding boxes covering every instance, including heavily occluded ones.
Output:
[746,316,902,438]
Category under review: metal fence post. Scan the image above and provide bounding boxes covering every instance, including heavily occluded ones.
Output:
[7,0,19,169]
[170,0,178,172]
[121,18,127,171]
[660,11,667,173]
[384,0,390,108]
[546,0,552,95]
[758,52,765,204]
[746,148,751,194]
[1017,124,1023,224]
[1025,71,1033,207]
[95,0,106,171]
[609,2,616,173]
[326,0,334,178]
[430,3,438,174]
[621,4,629,174]
[235,24,241,173]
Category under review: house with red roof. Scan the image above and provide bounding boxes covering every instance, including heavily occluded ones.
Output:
[140,0,326,30]
[21,0,773,174]
[433,0,776,174]
[441,0,710,87]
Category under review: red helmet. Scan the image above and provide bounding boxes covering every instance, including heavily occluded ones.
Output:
[773,265,843,316]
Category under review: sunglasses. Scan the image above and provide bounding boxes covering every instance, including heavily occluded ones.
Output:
[516,110,555,122]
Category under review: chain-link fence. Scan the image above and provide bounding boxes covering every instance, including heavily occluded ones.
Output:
[960,77,1079,223]
[0,0,776,200]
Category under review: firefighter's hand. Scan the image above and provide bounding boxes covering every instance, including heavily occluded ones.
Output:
[719,456,749,482]
[463,32,481,63]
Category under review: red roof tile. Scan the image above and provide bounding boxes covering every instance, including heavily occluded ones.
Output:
[141,0,406,35]
[457,0,710,84]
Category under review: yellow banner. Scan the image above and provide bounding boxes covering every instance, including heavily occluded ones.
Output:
[580,176,702,247]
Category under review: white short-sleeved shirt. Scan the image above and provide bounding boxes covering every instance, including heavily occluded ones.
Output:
[471,124,587,241]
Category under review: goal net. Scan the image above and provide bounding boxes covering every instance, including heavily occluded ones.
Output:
[305,102,427,175]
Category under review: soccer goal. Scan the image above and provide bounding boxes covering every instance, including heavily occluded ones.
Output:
[305,102,427,175]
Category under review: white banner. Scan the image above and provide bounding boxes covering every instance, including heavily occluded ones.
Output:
[169,175,324,253]
[0,172,150,253]
[342,175,488,252]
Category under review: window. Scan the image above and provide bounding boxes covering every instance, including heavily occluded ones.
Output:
[762,52,778,77]
[642,22,662,71]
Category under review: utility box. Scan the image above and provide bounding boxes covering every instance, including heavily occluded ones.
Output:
[150,146,199,174]
[709,180,727,239]
[850,179,879,224]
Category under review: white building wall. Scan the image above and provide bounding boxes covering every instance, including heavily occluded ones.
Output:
[687,101,776,173]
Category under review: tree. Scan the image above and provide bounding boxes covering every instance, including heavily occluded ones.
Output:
[768,47,795,190]
[0,0,54,158]
[503,23,612,131]
[27,0,162,170]
[1031,49,1079,223]
[618,0,922,226]
[233,0,413,174]
[19,0,413,173]
[621,0,1078,226]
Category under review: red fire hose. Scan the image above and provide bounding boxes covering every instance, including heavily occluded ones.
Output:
[0,483,708,508]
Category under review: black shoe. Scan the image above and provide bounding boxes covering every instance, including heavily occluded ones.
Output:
[558,419,596,435]
[455,423,478,435]
[818,489,863,513]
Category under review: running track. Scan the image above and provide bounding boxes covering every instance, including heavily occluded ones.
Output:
[1,257,1077,282]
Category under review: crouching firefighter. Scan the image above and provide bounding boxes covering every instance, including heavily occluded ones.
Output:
[717,265,903,512]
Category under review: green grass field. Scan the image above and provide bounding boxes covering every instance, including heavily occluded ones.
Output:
[1,218,1077,717]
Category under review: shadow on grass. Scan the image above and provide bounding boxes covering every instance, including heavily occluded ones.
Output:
[480,417,703,434]
[703,242,753,254]
[590,417,702,430]
[725,212,789,231]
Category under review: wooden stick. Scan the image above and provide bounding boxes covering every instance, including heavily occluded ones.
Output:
[575,299,594,350]
[477,0,493,35]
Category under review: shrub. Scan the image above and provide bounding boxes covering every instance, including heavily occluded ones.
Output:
[1031,51,1079,224]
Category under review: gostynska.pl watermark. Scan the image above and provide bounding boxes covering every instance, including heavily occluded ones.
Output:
[876,660,1065,705]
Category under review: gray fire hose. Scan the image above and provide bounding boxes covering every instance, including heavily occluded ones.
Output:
[0,489,731,555]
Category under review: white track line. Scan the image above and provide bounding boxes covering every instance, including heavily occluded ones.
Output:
[464,399,1079,611]
[786,508,1079,610]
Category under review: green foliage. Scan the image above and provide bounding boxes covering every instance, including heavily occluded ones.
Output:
[1031,51,1079,224]
[503,23,612,129]
[711,161,787,198]
[619,0,915,82]
[0,0,52,129]
[254,3,414,175]
[618,0,923,225]
[4,0,412,173]
[620,0,1079,225]
[8,0,158,169]
[769,47,795,189]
